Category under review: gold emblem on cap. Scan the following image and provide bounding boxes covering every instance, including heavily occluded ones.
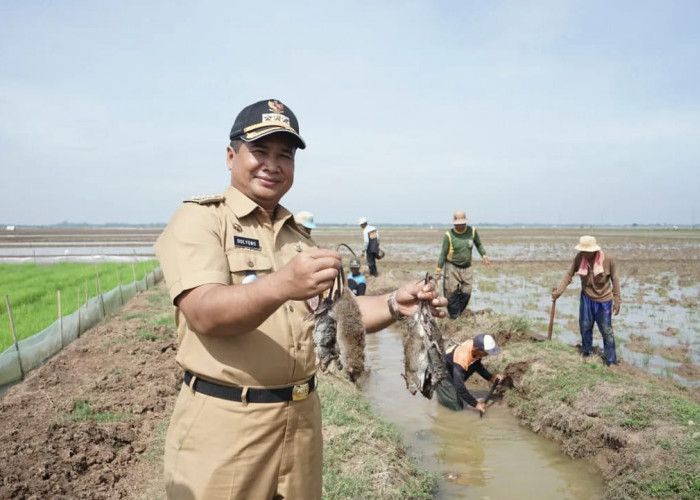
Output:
[268,100,285,113]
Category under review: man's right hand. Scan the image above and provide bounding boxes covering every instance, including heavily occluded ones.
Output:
[475,401,486,416]
[278,248,341,301]
[551,289,561,300]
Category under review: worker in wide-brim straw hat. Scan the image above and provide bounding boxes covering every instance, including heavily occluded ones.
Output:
[294,211,317,236]
[436,210,492,319]
[551,235,621,369]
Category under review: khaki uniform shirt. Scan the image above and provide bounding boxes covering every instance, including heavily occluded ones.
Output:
[154,186,316,389]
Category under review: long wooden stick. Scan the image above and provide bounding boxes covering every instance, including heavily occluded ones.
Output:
[480,379,501,418]
[5,295,25,380]
[547,298,557,340]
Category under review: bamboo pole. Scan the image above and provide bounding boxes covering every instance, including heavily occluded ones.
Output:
[116,268,124,305]
[131,263,138,292]
[77,286,82,337]
[57,290,64,348]
[95,268,105,318]
[5,295,25,381]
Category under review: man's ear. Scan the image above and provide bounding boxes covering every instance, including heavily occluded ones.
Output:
[226,146,235,171]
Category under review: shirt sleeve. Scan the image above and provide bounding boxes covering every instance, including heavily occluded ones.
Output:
[451,363,478,407]
[473,229,487,257]
[554,256,578,296]
[437,233,449,269]
[154,203,230,304]
[610,257,621,306]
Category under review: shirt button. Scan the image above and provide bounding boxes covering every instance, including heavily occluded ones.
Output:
[248,261,254,268]
[289,305,294,312]
[296,343,302,350]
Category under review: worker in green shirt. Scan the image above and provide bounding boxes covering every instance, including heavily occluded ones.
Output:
[436,210,491,319]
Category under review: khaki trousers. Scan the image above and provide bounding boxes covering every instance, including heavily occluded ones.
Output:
[443,261,473,297]
[164,383,322,500]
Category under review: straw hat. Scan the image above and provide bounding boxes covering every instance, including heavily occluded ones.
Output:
[575,235,601,252]
[452,210,468,225]
[358,217,368,225]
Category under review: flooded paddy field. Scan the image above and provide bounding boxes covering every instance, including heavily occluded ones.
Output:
[0,227,159,262]
[4,225,698,385]
[314,226,700,387]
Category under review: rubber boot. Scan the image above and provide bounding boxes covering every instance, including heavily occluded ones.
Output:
[447,291,465,319]
[369,264,378,276]
[457,292,471,316]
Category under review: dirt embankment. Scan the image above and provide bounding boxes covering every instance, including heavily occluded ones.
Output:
[0,287,178,499]
[1,259,699,499]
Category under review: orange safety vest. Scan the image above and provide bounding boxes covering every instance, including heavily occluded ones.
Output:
[446,340,476,370]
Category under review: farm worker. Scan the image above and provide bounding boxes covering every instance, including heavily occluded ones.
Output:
[358,216,381,276]
[154,98,447,500]
[347,258,367,296]
[436,210,491,319]
[294,210,316,236]
[436,333,503,415]
[551,235,620,369]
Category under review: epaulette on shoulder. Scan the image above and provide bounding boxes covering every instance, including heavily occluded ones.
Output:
[183,194,225,205]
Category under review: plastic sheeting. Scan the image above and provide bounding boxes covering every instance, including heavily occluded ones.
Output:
[0,268,163,392]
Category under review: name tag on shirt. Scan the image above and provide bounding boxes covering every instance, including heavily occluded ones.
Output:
[233,236,261,250]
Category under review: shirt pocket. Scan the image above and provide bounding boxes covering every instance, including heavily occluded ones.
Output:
[226,251,273,285]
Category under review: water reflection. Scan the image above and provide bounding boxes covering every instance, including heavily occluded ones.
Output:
[364,327,605,499]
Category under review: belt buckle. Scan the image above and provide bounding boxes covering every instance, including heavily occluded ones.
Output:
[292,383,309,401]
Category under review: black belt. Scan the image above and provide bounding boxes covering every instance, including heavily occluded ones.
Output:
[183,371,316,403]
[446,260,471,269]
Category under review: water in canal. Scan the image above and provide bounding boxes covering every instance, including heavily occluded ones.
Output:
[363,326,606,499]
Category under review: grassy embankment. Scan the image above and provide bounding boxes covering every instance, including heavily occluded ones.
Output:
[0,261,159,352]
[444,311,700,500]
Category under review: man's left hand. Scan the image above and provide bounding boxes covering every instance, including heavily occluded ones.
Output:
[394,278,447,318]
[482,256,492,267]
[613,303,620,315]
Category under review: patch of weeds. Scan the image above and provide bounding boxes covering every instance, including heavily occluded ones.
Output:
[320,382,369,427]
[611,393,654,430]
[137,329,158,342]
[66,399,130,423]
[636,469,700,500]
[150,315,175,327]
[670,397,700,426]
[122,313,147,320]
[143,420,169,464]
[147,292,171,307]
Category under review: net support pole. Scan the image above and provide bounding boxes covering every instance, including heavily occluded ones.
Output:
[4,295,25,381]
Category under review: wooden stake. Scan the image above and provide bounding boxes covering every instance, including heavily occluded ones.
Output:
[116,268,124,305]
[57,290,64,348]
[547,298,557,341]
[5,295,25,380]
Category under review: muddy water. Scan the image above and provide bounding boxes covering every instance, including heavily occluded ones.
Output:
[363,327,605,499]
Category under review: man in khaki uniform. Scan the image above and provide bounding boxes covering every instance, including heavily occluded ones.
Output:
[155,98,447,500]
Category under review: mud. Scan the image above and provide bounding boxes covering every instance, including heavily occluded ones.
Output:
[0,288,178,499]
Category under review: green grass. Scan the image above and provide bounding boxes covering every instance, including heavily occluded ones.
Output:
[0,261,158,351]
[319,375,437,499]
[65,398,130,423]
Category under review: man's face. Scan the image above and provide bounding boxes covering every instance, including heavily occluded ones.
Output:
[454,223,467,232]
[472,347,488,359]
[227,134,296,211]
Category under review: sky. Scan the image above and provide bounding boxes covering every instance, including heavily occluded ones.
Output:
[1,0,699,226]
